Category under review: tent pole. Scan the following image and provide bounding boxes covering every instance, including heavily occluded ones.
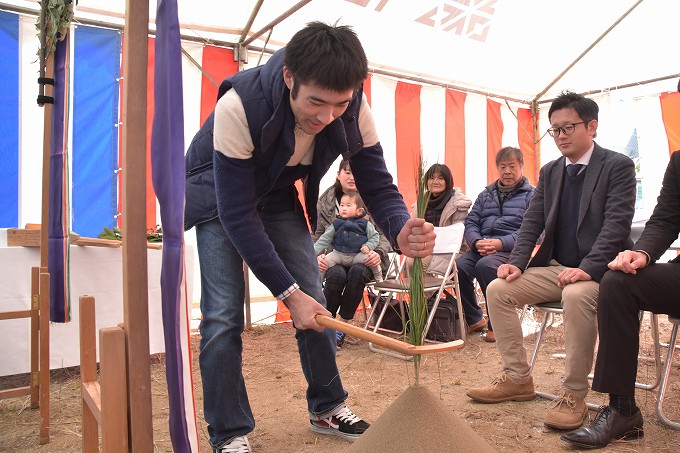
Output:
[531,100,541,184]
[37,2,51,270]
[241,0,314,47]
[37,49,53,449]
[239,0,264,43]
[533,0,645,102]
[181,46,219,88]
[121,0,154,450]
[537,73,680,105]
[36,3,54,441]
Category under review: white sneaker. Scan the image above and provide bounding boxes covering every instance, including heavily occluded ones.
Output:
[214,435,251,453]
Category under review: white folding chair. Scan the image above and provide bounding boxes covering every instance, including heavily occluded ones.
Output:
[360,251,402,324]
[525,303,663,410]
[365,223,466,360]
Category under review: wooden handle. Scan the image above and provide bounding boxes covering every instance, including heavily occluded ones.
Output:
[315,315,464,356]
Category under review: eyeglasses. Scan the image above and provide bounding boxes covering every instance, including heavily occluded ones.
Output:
[547,121,586,137]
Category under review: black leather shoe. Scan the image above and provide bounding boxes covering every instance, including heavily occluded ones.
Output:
[560,406,643,449]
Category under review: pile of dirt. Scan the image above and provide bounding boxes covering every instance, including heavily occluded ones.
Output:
[348,385,495,452]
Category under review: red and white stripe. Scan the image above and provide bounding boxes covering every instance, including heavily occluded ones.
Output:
[360,74,538,209]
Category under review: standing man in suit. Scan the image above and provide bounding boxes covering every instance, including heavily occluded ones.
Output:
[466,91,637,432]
[561,150,680,448]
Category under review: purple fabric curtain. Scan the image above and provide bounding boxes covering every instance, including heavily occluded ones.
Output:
[48,34,70,323]
[151,0,197,451]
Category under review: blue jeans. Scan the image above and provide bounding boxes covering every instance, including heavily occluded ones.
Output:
[455,250,512,330]
[196,211,347,446]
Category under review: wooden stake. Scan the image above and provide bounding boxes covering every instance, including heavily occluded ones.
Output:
[121,0,153,450]
[100,327,129,453]
[39,268,50,444]
[30,267,40,408]
[79,296,99,453]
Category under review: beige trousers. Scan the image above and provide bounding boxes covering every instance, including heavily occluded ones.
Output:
[486,261,599,398]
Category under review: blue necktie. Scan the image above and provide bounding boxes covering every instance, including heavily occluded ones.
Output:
[567,164,584,177]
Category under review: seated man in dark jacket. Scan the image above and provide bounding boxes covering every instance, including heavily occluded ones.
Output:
[562,150,680,449]
[456,147,534,341]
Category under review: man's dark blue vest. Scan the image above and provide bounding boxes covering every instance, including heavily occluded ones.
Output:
[184,48,366,231]
[553,165,586,267]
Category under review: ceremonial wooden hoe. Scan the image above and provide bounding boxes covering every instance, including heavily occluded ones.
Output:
[316,315,464,356]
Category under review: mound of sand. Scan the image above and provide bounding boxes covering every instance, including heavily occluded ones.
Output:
[348,385,496,453]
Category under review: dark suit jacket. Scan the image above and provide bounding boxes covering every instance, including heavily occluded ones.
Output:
[509,143,637,282]
[635,150,680,263]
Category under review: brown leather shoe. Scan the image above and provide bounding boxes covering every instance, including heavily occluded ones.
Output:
[544,390,588,430]
[484,330,496,342]
[560,406,643,449]
[466,373,536,403]
[467,317,487,334]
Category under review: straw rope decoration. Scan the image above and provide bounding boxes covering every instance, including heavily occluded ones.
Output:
[36,0,73,63]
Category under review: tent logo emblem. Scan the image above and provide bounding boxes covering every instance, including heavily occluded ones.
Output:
[346,0,496,42]
[415,0,496,42]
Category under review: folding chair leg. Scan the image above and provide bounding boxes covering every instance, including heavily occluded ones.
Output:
[363,293,405,336]
[527,311,550,375]
[635,312,662,390]
[366,294,412,361]
[519,306,529,325]
[656,318,680,429]
[360,293,369,325]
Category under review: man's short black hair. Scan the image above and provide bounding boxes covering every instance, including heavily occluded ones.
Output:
[548,91,599,124]
[285,21,368,97]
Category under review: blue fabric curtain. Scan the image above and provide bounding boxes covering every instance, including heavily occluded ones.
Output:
[72,25,121,237]
[0,11,19,228]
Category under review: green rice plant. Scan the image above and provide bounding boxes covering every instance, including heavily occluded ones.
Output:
[406,153,430,385]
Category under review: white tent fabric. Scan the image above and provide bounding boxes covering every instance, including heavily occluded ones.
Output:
[65,0,680,102]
